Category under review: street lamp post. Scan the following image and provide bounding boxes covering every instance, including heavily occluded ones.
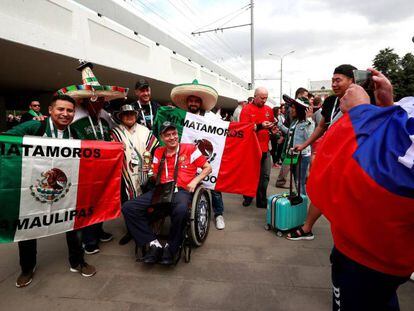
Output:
[269,50,295,104]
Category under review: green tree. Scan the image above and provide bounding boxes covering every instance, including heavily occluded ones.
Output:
[400,53,414,97]
[373,48,400,79]
[373,48,414,100]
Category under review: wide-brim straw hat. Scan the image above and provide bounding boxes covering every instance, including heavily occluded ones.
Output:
[282,94,310,109]
[171,79,218,112]
[55,61,129,101]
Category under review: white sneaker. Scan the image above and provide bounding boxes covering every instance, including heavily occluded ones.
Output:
[410,272,414,282]
[215,215,225,230]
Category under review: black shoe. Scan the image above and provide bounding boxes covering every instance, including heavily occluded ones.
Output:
[84,244,100,255]
[142,245,162,264]
[159,246,174,266]
[242,198,253,207]
[119,233,132,246]
[99,231,113,243]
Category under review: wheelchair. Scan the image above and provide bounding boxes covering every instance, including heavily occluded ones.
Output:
[137,185,212,264]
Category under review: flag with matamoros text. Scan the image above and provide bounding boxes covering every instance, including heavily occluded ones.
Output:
[0,135,123,243]
[153,106,262,197]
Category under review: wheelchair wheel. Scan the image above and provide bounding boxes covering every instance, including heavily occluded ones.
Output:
[189,186,211,247]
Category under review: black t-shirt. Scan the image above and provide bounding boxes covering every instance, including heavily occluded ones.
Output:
[132,101,159,130]
[321,95,340,126]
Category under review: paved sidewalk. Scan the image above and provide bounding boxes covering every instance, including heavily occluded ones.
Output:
[0,169,413,310]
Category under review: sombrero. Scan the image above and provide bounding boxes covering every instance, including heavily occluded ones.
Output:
[171,79,218,112]
[55,61,129,101]
[282,94,310,109]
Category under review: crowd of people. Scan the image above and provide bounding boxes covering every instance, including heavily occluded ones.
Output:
[5,100,45,130]
[1,61,413,311]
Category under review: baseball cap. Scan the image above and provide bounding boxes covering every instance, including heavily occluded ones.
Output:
[160,121,177,134]
[135,79,150,90]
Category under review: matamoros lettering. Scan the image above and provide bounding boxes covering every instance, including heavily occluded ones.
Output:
[183,119,243,138]
[0,143,101,158]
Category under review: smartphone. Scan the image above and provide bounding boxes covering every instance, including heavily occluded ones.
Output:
[353,70,374,91]
[353,70,376,105]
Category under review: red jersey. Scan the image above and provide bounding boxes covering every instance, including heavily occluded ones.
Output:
[240,103,274,152]
[153,143,207,189]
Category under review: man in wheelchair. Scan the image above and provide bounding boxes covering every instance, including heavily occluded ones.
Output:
[122,122,212,265]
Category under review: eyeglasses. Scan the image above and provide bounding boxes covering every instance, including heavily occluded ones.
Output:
[31,104,40,107]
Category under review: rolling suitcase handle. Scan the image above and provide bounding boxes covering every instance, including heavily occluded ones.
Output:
[288,150,303,205]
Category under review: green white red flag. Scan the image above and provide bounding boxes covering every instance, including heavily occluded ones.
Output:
[154,106,262,197]
[0,135,123,243]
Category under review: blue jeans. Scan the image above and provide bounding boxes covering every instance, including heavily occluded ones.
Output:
[211,190,223,217]
[122,189,191,255]
[330,247,408,311]
[292,155,310,195]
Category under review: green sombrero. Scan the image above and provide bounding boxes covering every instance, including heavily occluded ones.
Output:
[55,61,129,101]
[171,79,218,112]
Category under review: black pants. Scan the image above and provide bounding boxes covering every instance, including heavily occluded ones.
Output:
[244,152,271,208]
[275,142,284,164]
[122,189,191,255]
[330,247,409,311]
[18,230,84,273]
[81,222,105,248]
[270,136,278,164]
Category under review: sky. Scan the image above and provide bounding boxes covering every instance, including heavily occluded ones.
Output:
[121,0,414,102]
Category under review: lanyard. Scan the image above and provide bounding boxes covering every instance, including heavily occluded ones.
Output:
[120,126,141,157]
[49,118,72,139]
[330,97,341,125]
[137,101,153,128]
[165,146,180,179]
[87,116,104,140]
[286,120,298,151]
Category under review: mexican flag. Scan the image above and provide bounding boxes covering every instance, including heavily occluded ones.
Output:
[0,135,123,243]
[154,106,262,196]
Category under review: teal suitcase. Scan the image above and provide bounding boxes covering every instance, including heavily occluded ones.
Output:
[265,193,308,235]
[265,151,308,235]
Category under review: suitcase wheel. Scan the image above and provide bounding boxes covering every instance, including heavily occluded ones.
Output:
[264,224,271,231]
[276,230,283,237]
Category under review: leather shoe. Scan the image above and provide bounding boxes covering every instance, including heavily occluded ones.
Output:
[242,198,253,207]
[142,245,162,264]
[119,233,132,245]
[159,246,174,266]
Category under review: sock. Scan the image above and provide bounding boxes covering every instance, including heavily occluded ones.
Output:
[149,239,162,248]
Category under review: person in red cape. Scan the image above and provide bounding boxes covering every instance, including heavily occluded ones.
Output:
[307,71,413,311]
[240,87,276,209]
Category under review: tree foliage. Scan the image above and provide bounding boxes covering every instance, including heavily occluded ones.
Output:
[373,48,414,100]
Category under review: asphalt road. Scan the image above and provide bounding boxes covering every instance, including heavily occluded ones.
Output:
[0,168,413,310]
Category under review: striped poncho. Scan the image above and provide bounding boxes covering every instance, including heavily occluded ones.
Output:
[111,123,158,200]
